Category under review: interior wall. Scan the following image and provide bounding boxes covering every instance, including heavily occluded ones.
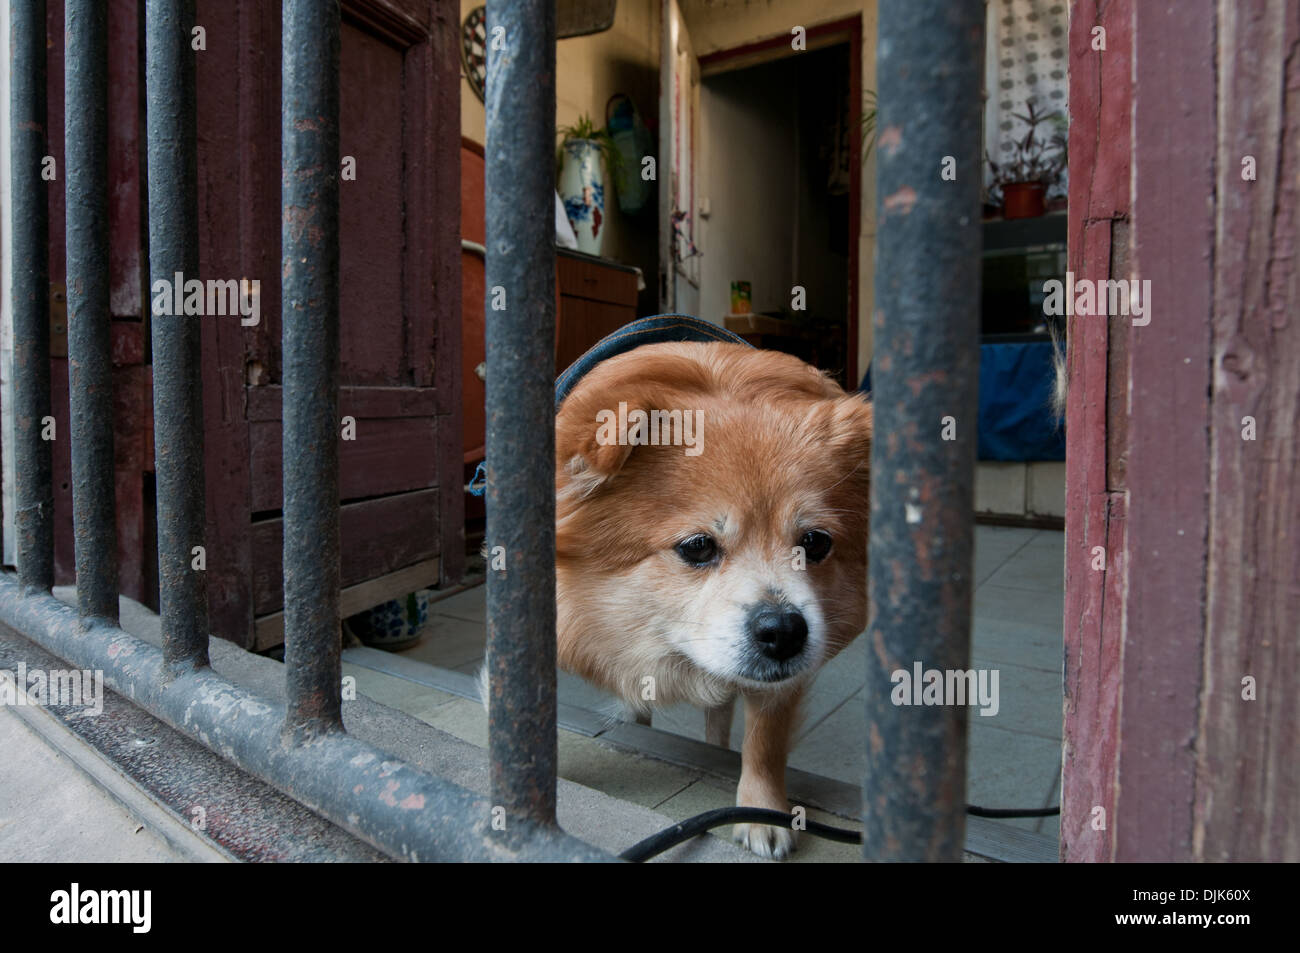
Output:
[793,45,850,334]
[458,0,660,291]
[696,46,849,341]
[455,0,875,351]
[697,59,799,322]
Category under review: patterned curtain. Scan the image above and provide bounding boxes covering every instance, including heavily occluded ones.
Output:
[983,0,1069,201]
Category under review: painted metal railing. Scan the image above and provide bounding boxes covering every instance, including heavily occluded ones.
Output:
[483,0,562,826]
[3,0,605,863]
[3,0,979,862]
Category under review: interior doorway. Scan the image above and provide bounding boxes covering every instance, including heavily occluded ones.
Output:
[661,9,862,387]
[700,45,854,385]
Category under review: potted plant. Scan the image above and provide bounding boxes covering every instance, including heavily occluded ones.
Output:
[985,100,1067,219]
[859,88,878,162]
[557,114,622,256]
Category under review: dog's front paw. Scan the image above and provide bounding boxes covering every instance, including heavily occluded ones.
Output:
[733,819,798,860]
[734,775,798,859]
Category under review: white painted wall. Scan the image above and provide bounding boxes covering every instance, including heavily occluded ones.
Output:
[697,58,799,323]
[976,461,1065,519]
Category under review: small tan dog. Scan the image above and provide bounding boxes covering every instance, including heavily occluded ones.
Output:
[555,341,872,858]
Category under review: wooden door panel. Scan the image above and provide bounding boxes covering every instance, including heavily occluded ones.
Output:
[247,385,438,420]
[250,488,439,615]
[339,22,408,386]
[194,0,461,647]
[246,386,439,511]
[249,416,438,512]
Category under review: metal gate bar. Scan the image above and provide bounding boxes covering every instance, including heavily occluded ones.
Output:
[65,0,118,625]
[145,0,210,673]
[6,0,988,865]
[483,0,560,826]
[281,0,343,742]
[2,0,610,863]
[10,0,54,595]
[865,0,984,861]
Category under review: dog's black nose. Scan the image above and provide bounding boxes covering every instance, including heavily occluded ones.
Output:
[749,609,808,661]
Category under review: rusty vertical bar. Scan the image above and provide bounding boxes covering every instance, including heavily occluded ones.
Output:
[281,0,342,742]
[65,0,119,624]
[865,0,984,861]
[484,0,559,824]
[145,0,210,674]
[10,0,54,594]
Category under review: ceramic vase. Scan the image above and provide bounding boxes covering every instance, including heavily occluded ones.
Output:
[559,138,606,256]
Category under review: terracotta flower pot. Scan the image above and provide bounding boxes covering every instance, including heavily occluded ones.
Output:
[1001,181,1047,219]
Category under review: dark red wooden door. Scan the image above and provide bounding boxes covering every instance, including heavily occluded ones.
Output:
[37,0,151,604]
[198,0,462,648]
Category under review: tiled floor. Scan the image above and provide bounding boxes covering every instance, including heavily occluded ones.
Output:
[387,524,1064,846]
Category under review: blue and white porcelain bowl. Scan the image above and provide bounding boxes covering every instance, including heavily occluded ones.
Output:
[347,591,431,651]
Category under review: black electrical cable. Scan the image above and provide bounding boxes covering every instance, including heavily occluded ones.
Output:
[620,802,1061,862]
[966,803,1061,819]
[620,808,854,863]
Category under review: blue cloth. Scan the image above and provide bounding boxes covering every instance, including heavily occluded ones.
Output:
[857,340,1063,462]
[976,339,1064,461]
[468,314,751,497]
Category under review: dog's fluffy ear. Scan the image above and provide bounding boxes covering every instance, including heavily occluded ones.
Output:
[556,390,644,498]
[562,426,636,498]
[811,394,873,458]
[557,347,713,497]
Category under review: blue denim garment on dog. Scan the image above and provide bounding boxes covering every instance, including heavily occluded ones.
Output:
[553,313,752,410]
[467,314,752,497]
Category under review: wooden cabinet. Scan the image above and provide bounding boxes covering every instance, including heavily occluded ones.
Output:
[555,249,640,372]
[460,139,641,493]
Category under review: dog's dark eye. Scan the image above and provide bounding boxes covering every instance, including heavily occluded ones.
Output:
[799,530,833,563]
[675,534,719,566]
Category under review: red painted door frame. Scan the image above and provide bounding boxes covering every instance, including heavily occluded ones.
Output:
[1064,0,1300,862]
[1060,0,1131,864]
